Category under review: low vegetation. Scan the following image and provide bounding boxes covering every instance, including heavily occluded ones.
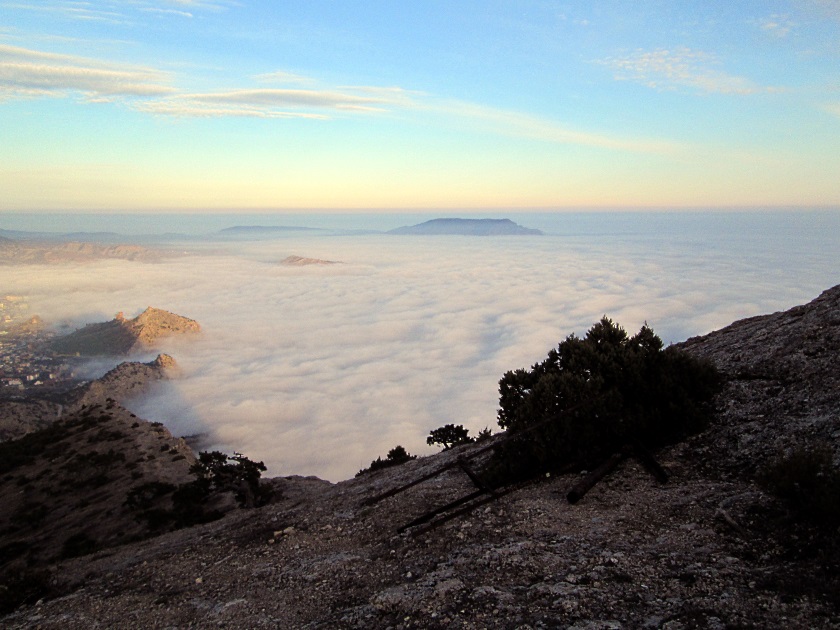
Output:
[357,445,416,476]
[124,451,273,531]
[482,317,720,486]
[760,443,840,529]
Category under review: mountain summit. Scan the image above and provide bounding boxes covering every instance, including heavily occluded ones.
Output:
[388,218,542,236]
[50,307,201,356]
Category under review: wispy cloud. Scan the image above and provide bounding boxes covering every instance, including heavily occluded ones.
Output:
[1,0,233,22]
[823,101,840,118]
[138,87,399,118]
[0,2,130,24]
[0,44,175,100]
[1,43,683,155]
[757,14,796,38]
[597,47,778,95]
[253,71,316,85]
[429,100,683,155]
[141,7,194,19]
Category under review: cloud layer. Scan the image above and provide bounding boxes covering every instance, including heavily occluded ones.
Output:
[0,42,685,154]
[597,47,777,95]
[0,44,174,100]
[3,216,837,481]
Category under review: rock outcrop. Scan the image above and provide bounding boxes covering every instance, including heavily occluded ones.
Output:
[68,354,179,410]
[50,308,200,356]
[0,355,179,442]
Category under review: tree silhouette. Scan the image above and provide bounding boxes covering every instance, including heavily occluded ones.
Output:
[427,424,474,450]
[484,317,720,485]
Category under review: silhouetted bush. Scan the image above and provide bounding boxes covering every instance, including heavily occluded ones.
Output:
[60,532,99,559]
[427,424,474,450]
[483,317,720,486]
[357,445,417,476]
[760,444,840,529]
[0,567,53,614]
[189,451,271,508]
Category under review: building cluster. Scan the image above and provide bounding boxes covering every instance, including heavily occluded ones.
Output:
[0,295,77,395]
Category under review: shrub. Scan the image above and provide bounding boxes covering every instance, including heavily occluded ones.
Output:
[357,445,417,476]
[0,567,53,614]
[760,444,840,529]
[483,317,720,486]
[60,533,99,559]
[427,424,474,450]
[189,451,271,508]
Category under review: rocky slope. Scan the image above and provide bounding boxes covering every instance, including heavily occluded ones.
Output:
[2,286,839,628]
[50,307,201,356]
[0,354,178,442]
[0,400,197,573]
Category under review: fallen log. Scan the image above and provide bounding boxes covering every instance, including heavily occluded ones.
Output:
[566,451,625,504]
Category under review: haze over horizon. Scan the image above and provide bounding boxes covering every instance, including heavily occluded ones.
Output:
[2,1,839,212]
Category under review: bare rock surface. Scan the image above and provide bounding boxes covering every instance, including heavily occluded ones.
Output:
[67,353,180,409]
[676,284,840,478]
[50,308,200,356]
[2,286,840,628]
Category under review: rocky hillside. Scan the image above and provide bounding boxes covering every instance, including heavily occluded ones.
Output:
[676,285,840,478]
[50,307,200,356]
[2,286,839,628]
[0,400,197,573]
[0,354,178,442]
[0,239,160,264]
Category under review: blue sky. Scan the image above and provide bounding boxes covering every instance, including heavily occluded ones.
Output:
[1,0,839,211]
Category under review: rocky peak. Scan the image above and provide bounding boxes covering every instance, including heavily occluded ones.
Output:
[50,307,200,356]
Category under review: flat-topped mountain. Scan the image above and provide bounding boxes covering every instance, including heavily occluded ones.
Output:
[388,218,543,236]
[50,307,200,356]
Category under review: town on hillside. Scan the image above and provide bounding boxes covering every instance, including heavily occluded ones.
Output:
[0,296,79,397]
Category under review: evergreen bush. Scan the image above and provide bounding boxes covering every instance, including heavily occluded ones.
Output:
[483,317,720,485]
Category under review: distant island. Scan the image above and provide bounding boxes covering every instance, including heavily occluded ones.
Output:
[387,218,542,236]
[279,255,339,266]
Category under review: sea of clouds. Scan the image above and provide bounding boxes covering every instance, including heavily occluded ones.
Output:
[3,211,838,481]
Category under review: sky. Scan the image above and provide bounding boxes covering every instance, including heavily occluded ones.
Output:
[1,1,839,212]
